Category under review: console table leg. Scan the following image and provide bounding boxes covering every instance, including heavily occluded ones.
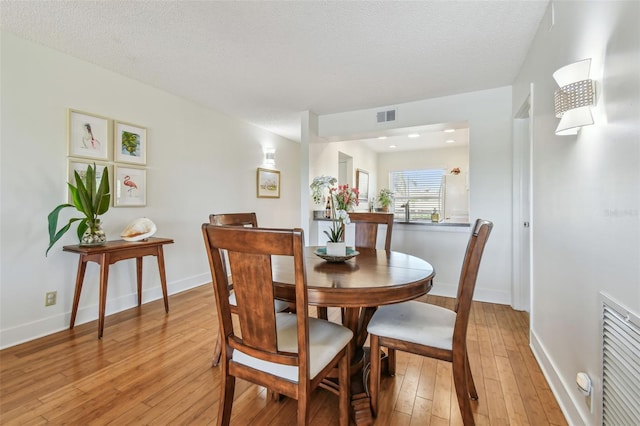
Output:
[70,257,88,329]
[97,254,109,339]
[136,257,143,306]
[157,248,169,313]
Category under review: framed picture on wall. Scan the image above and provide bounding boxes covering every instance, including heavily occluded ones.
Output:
[114,121,147,165]
[67,109,110,160]
[67,159,111,204]
[356,168,369,200]
[114,165,147,207]
[257,168,280,198]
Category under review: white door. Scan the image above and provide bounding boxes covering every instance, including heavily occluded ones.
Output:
[512,88,533,312]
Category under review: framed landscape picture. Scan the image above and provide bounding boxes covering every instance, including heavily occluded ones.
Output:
[257,168,280,198]
[114,121,147,165]
[67,109,110,160]
[114,165,147,207]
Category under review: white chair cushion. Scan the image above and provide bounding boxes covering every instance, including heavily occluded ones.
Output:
[232,312,353,382]
[367,300,456,351]
[229,292,289,312]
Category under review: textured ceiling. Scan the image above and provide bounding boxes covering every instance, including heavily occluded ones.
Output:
[0,1,548,142]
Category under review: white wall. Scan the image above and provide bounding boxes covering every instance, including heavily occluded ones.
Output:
[512,2,640,424]
[0,33,301,348]
[317,87,514,305]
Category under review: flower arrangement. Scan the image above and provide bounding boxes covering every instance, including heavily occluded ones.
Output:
[322,184,359,242]
[310,175,337,204]
[450,167,461,175]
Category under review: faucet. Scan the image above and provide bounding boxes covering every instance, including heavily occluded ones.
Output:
[401,201,410,222]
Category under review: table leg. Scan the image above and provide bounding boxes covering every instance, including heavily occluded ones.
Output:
[342,307,375,426]
[136,257,143,306]
[97,254,109,339]
[70,256,88,329]
[157,247,169,313]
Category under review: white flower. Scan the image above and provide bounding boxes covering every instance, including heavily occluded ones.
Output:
[336,209,350,224]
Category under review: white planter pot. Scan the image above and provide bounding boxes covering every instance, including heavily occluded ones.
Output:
[326,241,346,256]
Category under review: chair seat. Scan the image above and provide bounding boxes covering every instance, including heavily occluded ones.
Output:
[233,313,353,382]
[229,293,290,312]
[368,300,456,351]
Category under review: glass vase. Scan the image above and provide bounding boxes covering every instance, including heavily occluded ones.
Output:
[80,220,107,246]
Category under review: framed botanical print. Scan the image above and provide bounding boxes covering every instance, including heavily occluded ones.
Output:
[114,165,147,207]
[114,121,147,165]
[67,109,110,160]
[257,168,280,198]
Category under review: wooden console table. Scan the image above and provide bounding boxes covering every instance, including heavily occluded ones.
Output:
[63,237,174,338]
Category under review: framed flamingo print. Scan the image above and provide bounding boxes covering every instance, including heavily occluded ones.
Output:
[114,121,147,165]
[114,165,147,207]
[67,109,110,160]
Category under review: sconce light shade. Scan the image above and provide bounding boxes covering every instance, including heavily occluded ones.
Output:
[264,149,276,166]
[553,59,596,135]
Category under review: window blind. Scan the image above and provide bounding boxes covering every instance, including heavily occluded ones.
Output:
[390,169,444,220]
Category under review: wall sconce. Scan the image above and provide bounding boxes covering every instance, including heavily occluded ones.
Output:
[263,148,276,167]
[553,58,596,136]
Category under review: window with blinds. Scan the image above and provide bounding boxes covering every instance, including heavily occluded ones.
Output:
[390,169,444,221]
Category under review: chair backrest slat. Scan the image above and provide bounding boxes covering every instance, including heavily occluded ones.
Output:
[347,212,394,250]
[453,219,493,344]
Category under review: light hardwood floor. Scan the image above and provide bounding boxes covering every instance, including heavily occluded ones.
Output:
[0,284,566,425]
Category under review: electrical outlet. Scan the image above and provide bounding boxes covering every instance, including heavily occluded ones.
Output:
[45,291,57,307]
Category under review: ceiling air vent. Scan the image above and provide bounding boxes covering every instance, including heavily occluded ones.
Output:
[376,109,396,123]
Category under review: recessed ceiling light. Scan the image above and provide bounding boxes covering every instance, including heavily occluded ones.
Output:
[446,139,455,143]
[389,145,397,149]
[378,136,387,140]
[408,133,420,138]
[444,129,455,133]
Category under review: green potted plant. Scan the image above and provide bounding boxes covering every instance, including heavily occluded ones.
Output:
[46,163,110,256]
[376,188,394,212]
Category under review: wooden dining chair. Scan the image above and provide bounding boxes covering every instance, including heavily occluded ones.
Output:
[347,212,394,250]
[367,219,493,425]
[202,225,352,426]
[208,212,289,366]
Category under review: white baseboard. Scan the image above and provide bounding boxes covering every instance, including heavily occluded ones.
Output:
[530,329,585,425]
[429,281,511,305]
[0,273,210,349]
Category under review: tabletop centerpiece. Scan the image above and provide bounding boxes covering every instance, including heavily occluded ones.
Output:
[310,176,359,256]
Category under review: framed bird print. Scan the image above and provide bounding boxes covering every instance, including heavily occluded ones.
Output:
[67,109,110,160]
[67,159,111,204]
[114,120,147,165]
[114,165,147,207]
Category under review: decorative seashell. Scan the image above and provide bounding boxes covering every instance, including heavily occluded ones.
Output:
[121,218,157,241]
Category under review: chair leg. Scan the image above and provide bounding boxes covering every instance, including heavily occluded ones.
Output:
[369,334,381,417]
[466,350,478,400]
[217,370,236,426]
[211,334,222,367]
[339,346,351,426]
[453,352,475,426]
[387,347,396,376]
[297,391,310,425]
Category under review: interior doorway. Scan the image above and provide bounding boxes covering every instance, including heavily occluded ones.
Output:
[512,85,533,312]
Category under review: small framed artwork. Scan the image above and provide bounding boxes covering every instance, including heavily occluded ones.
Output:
[114,165,147,207]
[356,168,369,201]
[67,109,110,160]
[114,121,147,165]
[67,159,111,203]
[257,168,280,198]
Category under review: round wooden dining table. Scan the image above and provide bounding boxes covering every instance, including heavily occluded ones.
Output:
[271,246,435,426]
